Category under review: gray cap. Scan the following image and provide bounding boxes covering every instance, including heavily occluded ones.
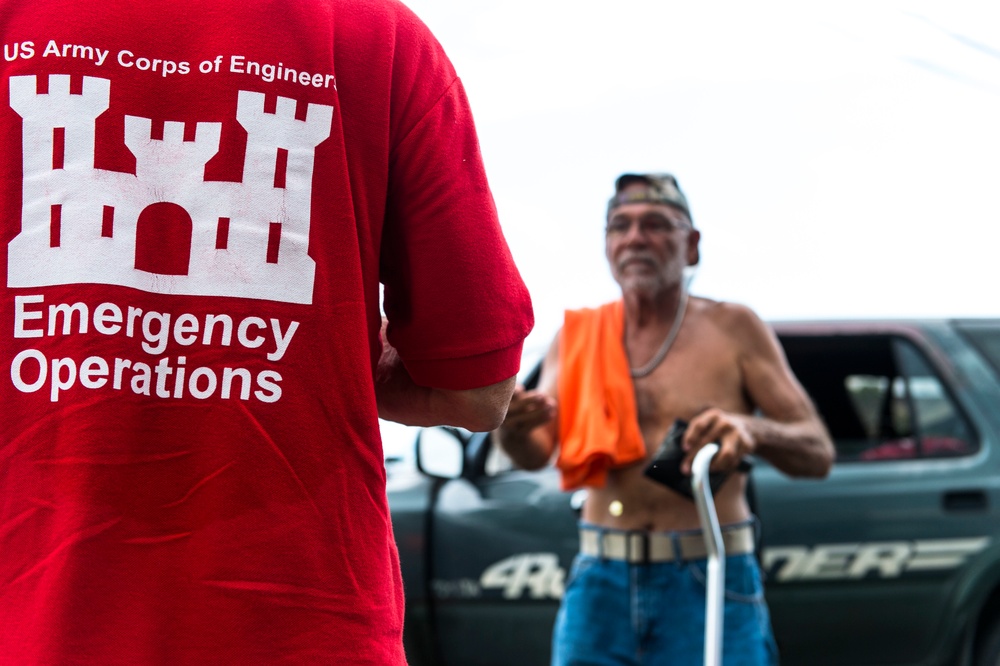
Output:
[607,173,691,221]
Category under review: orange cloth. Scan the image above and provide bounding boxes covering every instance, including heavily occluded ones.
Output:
[556,300,647,490]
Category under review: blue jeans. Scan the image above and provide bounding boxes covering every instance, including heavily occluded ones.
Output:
[552,549,778,665]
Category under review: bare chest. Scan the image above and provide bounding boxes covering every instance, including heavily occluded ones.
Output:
[629,336,749,449]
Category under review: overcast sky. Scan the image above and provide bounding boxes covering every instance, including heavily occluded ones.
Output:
[401,0,1000,343]
[382,0,1000,451]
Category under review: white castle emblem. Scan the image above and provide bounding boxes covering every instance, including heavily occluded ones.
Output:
[7,74,333,304]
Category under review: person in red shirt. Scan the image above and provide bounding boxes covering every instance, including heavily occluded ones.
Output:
[0,0,533,663]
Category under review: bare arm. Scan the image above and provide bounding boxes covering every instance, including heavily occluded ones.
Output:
[494,332,560,470]
[682,305,835,478]
[375,325,517,432]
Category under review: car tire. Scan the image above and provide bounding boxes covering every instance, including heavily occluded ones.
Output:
[975,613,1000,666]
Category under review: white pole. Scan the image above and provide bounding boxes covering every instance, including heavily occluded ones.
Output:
[691,443,724,666]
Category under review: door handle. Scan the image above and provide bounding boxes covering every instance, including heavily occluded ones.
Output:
[942,490,988,512]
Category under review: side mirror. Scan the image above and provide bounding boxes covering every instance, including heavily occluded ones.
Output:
[415,427,467,479]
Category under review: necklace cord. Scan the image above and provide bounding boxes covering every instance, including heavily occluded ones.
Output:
[628,289,689,379]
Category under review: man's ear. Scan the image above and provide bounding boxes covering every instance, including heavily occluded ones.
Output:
[686,229,701,266]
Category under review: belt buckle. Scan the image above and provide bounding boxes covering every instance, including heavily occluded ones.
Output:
[627,532,650,564]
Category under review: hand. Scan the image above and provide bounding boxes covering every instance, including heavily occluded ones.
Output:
[680,408,755,475]
[498,385,556,440]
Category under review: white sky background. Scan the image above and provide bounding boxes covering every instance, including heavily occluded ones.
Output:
[382,0,1000,453]
[403,0,1000,345]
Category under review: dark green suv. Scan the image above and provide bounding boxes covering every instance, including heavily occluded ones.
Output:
[389,320,1000,666]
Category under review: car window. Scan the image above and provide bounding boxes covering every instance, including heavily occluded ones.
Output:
[780,334,978,463]
[484,433,517,475]
[955,321,1000,381]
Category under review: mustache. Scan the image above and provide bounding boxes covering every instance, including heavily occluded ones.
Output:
[616,253,659,271]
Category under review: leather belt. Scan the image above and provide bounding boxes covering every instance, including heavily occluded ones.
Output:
[579,523,756,563]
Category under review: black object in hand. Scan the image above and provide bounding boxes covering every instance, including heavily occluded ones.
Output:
[643,419,750,500]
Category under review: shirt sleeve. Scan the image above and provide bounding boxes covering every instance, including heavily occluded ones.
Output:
[380,65,533,390]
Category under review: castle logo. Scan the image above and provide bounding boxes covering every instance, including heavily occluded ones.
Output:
[7,74,333,304]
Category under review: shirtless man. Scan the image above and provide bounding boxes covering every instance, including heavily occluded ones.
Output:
[497,173,834,666]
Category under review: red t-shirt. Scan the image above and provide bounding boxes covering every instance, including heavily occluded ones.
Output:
[0,0,533,663]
